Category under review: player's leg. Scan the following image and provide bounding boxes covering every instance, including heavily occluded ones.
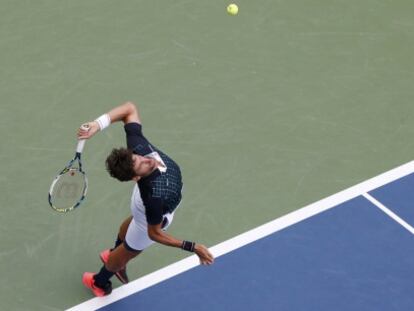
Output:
[107,207,177,272]
[91,218,150,292]
[118,215,133,241]
[99,185,140,285]
[105,243,141,272]
[99,216,134,284]
[84,216,135,296]
[106,216,133,251]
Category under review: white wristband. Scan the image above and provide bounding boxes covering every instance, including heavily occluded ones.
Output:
[95,114,111,130]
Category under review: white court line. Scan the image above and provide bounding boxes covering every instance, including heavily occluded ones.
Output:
[363,193,414,235]
[67,160,414,311]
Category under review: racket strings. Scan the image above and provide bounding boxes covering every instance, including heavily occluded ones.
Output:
[49,168,87,212]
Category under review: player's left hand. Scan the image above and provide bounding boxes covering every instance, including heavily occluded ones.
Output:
[194,244,215,265]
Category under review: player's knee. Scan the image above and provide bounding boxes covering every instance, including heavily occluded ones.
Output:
[123,241,141,256]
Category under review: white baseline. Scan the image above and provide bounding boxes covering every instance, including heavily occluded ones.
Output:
[67,160,414,311]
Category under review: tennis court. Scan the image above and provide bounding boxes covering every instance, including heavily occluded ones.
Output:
[69,162,414,310]
[1,1,413,310]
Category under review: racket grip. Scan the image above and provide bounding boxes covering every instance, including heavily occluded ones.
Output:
[76,139,86,153]
[76,124,90,154]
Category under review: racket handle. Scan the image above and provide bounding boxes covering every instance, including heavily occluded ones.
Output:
[76,139,86,154]
[76,124,90,154]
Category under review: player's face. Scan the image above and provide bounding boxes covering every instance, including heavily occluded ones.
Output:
[132,154,157,177]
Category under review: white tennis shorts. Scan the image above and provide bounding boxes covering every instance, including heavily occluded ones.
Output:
[125,184,176,251]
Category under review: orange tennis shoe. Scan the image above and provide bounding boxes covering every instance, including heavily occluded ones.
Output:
[82,272,112,297]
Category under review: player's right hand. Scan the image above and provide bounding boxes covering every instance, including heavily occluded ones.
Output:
[77,121,100,140]
[194,244,215,266]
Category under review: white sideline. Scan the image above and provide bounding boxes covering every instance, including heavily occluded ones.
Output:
[67,160,414,311]
[363,193,414,234]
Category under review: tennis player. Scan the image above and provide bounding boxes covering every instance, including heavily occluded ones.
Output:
[78,102,214,297]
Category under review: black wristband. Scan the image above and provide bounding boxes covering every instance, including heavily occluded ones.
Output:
[181,240,195,252]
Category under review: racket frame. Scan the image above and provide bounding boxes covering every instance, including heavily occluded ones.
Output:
[48,124,89,213]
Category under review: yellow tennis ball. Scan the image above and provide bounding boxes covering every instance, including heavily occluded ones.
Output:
[227,3,239,15]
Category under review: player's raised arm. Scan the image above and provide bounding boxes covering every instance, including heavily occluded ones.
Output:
[77,101,141,140]
[107,101,141,125]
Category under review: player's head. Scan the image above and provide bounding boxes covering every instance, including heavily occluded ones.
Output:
[105,148,157,181]
[105,148,135,181]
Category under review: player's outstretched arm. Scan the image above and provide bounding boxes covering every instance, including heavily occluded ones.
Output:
[77,101,141,140]
[148,223,215,265]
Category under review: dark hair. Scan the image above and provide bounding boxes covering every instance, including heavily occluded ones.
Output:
[105,148,135,182]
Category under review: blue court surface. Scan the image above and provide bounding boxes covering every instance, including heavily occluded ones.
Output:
[69,162,414,311]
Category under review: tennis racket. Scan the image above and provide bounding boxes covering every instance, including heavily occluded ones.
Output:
[48,124,89,213]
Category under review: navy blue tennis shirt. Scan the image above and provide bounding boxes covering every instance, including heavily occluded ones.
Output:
[125,122,183,225]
